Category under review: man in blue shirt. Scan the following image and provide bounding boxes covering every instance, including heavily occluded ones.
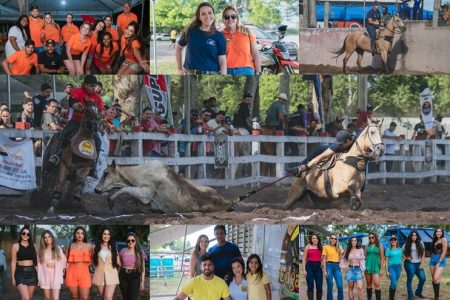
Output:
[208,225,242,279]
[367,1,381,55]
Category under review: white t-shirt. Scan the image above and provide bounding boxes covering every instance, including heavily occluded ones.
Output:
[5,26,28,58]
[383,128,397,155]
[403,241,425,263]
[228,278,248,300]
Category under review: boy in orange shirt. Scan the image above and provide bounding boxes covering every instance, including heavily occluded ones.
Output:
[2,40,38,75]
[117,2,138,37]
[28,5,45,52]
[103,15,119,43]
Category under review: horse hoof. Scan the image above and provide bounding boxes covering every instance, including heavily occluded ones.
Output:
[351,198,362,210]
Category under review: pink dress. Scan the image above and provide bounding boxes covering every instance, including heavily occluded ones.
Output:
[37,247,67,289]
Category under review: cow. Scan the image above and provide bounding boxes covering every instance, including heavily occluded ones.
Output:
[94,160,234,213]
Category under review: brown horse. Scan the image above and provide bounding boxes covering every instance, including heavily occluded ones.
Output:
[281,121,384,210]
[331,15,406,73]
[44,105,99,213]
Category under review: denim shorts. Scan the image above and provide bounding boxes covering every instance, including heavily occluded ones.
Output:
[345,266,363,282]
[227,67,255,75]
[429,254,446,267]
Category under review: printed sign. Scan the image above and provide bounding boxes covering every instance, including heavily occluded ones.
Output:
[279,225,300,299]
[144,75,174,126]
[0,133,36,190]
[214,134,229,168]
[419,87,433,130]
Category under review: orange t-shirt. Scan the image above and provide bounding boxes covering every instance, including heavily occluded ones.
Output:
[5,50,38,75]
[106,27,119,43]
[120,36,141,63]
[95,42,119,65]
[222,28,256,69]
[117,12,138,33]
[90,32,99,53]
[67,34,92,56]
[28,16,45,47]
[61,23,80,43]
[41,23,61,43]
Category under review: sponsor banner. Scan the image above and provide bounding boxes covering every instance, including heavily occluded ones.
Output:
[420,87,433,130]
[214,134,229,168]
[144,75,174,126]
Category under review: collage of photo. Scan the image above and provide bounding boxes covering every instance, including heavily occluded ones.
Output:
[0,0,449,299]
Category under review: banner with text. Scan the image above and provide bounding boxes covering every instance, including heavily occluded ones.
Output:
[144,75,174,126]
[419,87,433,130]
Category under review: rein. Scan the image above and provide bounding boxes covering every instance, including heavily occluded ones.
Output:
[382,17,404,35]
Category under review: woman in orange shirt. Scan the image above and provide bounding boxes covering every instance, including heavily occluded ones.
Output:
[64,22,91,75]
[85,20,106,75]
[94,32,119,74]
[117,21,149,75]
[40,12,62,54]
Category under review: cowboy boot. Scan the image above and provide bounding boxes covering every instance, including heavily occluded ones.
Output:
[307,292,314,300]
[389,288,396,300]
[316,291,323,300]
[433,283,440,300]
[375,289,381,300]
[366,288,373,300]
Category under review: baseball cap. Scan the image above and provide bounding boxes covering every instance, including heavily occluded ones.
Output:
[83,75,98,85]
[45,39,55,46]
[336,130,353,144]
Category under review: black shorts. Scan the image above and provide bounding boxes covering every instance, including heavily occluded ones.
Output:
[62,52,82,61]
[14,265,38,286]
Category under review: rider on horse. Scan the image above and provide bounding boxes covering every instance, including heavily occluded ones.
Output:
[367,1,381,55]
[48,75,104,178]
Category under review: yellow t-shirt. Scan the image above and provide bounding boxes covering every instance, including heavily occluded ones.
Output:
[181,275,230,300]
[247,272,270,300]
[322,245,343,263]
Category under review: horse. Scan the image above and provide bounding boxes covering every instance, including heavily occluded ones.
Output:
[43,104,100,213]
[281,121,384,211]
[331,15,406,73]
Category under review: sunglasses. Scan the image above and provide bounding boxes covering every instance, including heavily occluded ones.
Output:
[330,237,337,240]
[369,236,375,239]
[391,238,397,241]
[127,239,136,244]
[22,232,31,237]
[224,14,237,20]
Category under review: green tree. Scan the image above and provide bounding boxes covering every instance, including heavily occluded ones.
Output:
[248,0,282,28]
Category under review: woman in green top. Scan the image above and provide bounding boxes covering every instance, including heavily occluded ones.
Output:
[364,232,384,300]
[385,235,403,300]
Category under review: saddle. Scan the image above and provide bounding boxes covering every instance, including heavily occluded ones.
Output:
[317,153,341,171]
[342,156,367,171]
[70,132,96,160]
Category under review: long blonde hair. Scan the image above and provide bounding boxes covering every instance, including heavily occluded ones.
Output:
[221,5,251,35]
[38,230,62,264]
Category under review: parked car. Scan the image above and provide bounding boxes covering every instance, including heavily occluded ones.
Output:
[151,33,171,41]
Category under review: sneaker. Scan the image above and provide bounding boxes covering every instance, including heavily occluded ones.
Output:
[48,155,60,166]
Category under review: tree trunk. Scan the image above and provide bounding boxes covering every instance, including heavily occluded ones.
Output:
[18,0,27,15]
[280,74,291,111]
[113,75,142,116]
[432,0,440,27]
[321,75,332,123]
[357,75,368,110]
[308,0,317,28]
[244,75,259,117]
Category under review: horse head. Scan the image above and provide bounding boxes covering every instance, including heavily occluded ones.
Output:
[391,15,407,32]
[356,120,385,159]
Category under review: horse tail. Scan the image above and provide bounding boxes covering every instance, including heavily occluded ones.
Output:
[330,35,348,61]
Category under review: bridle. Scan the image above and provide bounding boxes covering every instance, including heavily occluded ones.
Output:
[354,124,383,161]
[382,16,405,34]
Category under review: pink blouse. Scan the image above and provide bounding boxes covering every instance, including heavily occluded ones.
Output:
[119,248,147,269]
[340,248,366,272]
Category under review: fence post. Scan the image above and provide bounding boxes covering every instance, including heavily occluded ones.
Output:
[225,138,236,186]
[399,142,406,185]
[413,142,423,184]
[276,138,285,179]
[431,140,437,183]
[252,137,261,187]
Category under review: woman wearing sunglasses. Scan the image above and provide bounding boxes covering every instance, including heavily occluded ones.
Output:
[119,232,147,300]
[364,232,384,300]
[220,5,260,75]
[384,235,403,300]
[340,237,365,300]
[176,2,227,75]
[402,230,426,300]
[11,226,38,300]
[322,234,344,300]
[430,227,447,299]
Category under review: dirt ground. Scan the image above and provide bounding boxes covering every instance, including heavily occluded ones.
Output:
[0,182,449,224]
[299,64,447,75]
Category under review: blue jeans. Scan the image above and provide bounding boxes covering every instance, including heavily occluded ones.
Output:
[367,26,376,50]
[306,261,323,293]
[404,261,426,300]
[326,262,343,300]
[388,264,402,289]
[227,67,255,75]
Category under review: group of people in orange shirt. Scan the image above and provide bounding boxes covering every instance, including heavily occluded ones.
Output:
[2,1,149,76]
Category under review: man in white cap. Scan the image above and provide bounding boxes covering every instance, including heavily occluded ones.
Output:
[265,92,289,132]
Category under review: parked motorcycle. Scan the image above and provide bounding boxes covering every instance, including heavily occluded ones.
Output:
[259,25,299,74]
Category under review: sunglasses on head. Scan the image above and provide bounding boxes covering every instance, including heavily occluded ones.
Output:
[224,14,237,20]
[22,232,31,237]
[127,239,136,244]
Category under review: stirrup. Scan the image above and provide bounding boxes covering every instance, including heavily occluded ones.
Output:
[49,155,60,166]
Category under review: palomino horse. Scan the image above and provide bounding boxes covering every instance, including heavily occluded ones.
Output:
[331,15,406,73]
[281,121,384,210]
[44,104,100,213]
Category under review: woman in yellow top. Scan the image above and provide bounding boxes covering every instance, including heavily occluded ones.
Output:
[246,254,271,300]
[322,234,344,300]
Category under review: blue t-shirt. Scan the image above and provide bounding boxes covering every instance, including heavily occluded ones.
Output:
[367,8,381,28]
[178,27,226,72]
[208,242,242,279]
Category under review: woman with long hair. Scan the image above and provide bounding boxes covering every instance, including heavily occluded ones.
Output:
[364,232,384,300]
[85,20,106,74]
[322,234,344,300]
[37,230,67,300]
[403,230,426,300]
[92,227,120,300]
[176,2,227,75]
[118,232,147,300]
[303,233,323,300]
[5,15,30,58]
[40,12,62,54]
[189,234,209,278]
[340,237,365,300]
[94,32,118,74]
[65,226,93,300]
[64,22,91,75]
[220,5,260,75]
[430,227,447,299]
[117,21,149,75]
[228,257,247,300]
[384,235,403,300]
[246,254,271,300]
[0,108,15,129]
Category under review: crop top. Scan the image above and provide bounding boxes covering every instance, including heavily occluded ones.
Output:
[119,248,147,269]
[433,242,443,255]
[17,243,37,265]
[68,248,91,263]
[306,248,322,262]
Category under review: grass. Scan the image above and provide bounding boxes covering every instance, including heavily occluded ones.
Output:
[150,273,190,298]
[151,60,178,75]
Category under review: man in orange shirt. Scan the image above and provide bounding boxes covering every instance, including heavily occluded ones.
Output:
[28,5,45,53]
[61,14,80,45]
[2,40,39,75]
[117,2,138,37]
[103,15,119,43]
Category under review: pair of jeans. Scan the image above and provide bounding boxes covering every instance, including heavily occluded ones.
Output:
[306,261,323,293]
[388,264,402,289]
[367,26,376,51]
[404,260,426,300]
[119,269,141,300]
[227,67,255,75]
[326,262,343,300]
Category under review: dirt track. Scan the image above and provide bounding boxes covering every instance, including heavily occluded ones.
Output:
[299,64,447,75]
[0,181,449,224]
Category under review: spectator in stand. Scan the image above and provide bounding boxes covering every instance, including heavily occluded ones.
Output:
[411,115,428,139]
[94,32,119,74]
[288,104,308,136]
[17,93,34,126]
[104,15,119,43]
[118,21,149,75]
[59,83,73,109]
[306,102,321,127]
[347,123,357,137]
[207,110,233,136]
[265,93,289,132]
[40,12,62,55]
[0,108,15,129]
[85,20,106,75]
[41,99,63,131]
[232,93,252,135]
[2,39,38,75]
[61,14,79,50]
[307,119,320,136]
[205,97,219,114]
[141,107,171,157]
[28,5,44,52]
[0,103,7,111]
[105,106,122,156]
[5,15,30,58]
[383,121,401,172]
[32,83,52,129]
[113,103,133,129]
[117,2,138,38]
[64,22,92,75]
[357,103,374,131]
[38,39,65,74]
[326,117,344,137]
